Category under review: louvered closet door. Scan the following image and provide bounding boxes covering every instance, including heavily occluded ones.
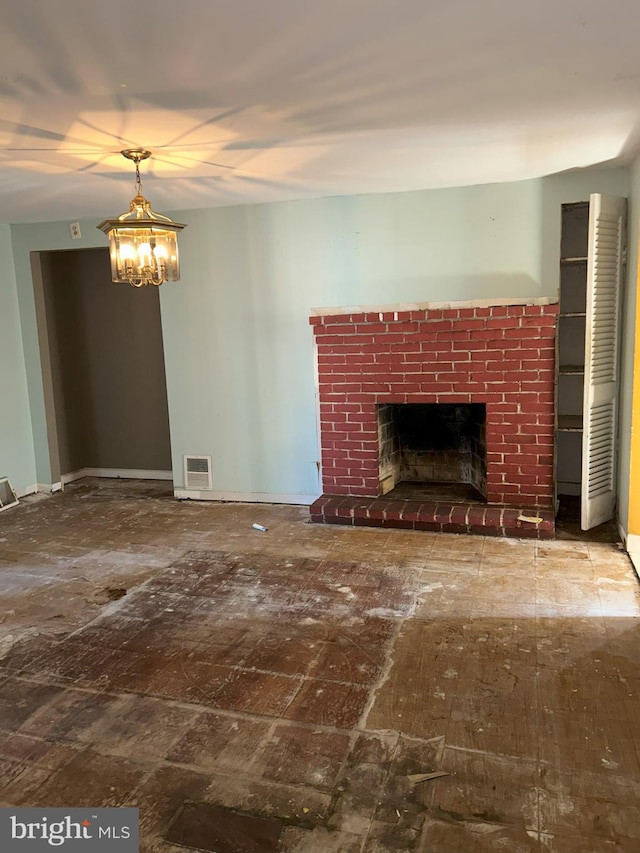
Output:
[581,194,626,530]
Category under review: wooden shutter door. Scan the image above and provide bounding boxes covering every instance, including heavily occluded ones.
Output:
[581,193,626,530]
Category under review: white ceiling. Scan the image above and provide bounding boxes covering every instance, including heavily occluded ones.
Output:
[1,0,639,223]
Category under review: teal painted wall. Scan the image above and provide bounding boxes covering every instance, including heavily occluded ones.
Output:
[9,167,630,500]
[0,224,35,494]
[162,179,545,498]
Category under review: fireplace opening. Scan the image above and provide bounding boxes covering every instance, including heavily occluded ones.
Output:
[377,403,487,502]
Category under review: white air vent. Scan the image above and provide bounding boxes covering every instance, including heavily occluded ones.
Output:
[0,477,19,512]
[183,455,212,490]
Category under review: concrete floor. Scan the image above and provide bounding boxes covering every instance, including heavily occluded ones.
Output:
[1,478,639,852]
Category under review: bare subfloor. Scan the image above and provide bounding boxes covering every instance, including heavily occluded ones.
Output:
[1,479,639,852]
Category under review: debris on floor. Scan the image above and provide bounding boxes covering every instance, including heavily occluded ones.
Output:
[104,587,128,601]
[407,771,450,784]
[0,478,638,852]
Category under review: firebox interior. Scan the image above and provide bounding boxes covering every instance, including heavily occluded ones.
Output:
[378,403,487,501]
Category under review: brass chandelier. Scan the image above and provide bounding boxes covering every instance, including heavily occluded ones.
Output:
[98,149,186,287]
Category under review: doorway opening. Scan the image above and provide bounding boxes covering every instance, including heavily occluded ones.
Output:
[33,247,173,487]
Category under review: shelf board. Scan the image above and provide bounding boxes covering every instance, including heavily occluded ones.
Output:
[557,415,583,432]
[560,257,588,263]
[559,365,585,375]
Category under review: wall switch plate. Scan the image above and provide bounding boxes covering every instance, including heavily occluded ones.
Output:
[69,221,82,239]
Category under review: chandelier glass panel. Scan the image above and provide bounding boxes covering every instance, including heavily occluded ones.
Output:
[98,149,186,287]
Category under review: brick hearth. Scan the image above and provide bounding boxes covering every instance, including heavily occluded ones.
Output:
[310,495,555,538]
[309,299,559,537]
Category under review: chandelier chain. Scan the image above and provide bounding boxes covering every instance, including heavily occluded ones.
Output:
[134,159,143,195]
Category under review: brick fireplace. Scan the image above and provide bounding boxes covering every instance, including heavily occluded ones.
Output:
[309,299,559,537]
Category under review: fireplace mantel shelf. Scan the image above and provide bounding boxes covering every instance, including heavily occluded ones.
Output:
[310,296,559,319]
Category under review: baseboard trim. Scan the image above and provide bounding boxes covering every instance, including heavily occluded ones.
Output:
[61,468,173,484]
[626,533,640,577]
[17,483,38,498]
[174,488,318,506]
[60,470,85,485]
[626,533,640,552]
[13,482,63,500]
[626,533,640,555]
[619,521,628,548]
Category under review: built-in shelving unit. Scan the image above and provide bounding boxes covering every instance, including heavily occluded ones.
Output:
[557,415,583,432]
[556,202,588,497]
[555,194,626,530]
